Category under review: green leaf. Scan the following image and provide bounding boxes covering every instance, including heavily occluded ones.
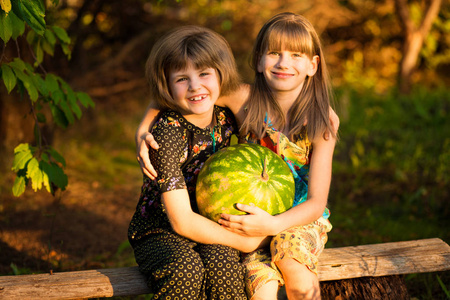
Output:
[26,157,39,179]
[11,143,34,171]
[12,175,27,196]
[45,74,59,93]
[33,73,48,96]
[26,28,36,44]
[41,152,49,162]
[41,37,54,56]
[10,0,23,21]
[76,92,95,108]
[1,64,17,92]
[9,10,25,39]
[61,81,82,119]
[0,10,13,43]
[60,99,75,124]
[39,161,51,193]
[19,0,46,35]
[50,103,68,128]
[11,67,39,101]
[35,39,44,66]
[9,58,27,71]
[51,25,70,44]
[30,167,43,191]
[60,43,71,59]
[41,161,67,190]
[0,0,12,13]
[46,147,66,167]
[44,28,56,46]
[14,143,32,153]
[51,89,64,104]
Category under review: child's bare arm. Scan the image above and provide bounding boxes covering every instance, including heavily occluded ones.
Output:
[136,85,249,178]
[219,134,336,236]
[136,102,161,179]
[162,189,269,252]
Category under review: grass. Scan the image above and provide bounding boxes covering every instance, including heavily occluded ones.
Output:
[328,85,450,299]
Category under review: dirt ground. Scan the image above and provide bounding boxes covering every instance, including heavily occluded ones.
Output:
[0,168,142,275]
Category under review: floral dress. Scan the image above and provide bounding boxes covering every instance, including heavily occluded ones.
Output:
[128,106,247,300]
[242,117,332,298]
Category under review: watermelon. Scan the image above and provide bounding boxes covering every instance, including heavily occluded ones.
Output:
[196,143,295,222]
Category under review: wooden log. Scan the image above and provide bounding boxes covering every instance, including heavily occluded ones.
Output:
[317,238,450,281]
[320,275,410,300]
[0,267,150,299]
[0,238,448,299]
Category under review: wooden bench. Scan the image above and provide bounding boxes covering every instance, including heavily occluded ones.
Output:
[1,238,449,299]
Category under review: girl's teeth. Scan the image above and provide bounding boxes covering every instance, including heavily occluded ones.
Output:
[190,95,206,101]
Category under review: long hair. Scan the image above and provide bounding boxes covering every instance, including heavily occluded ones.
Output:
[241,12,334,141]
[145,26,240,110]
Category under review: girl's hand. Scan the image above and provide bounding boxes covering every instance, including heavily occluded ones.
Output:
[324,107,340,140]
[137,132,159,179]
[219,203,279,237]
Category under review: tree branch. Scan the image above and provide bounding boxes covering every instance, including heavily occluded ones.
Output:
[395,0,415,32]
[419,0,442,36]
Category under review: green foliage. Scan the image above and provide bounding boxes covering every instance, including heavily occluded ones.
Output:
[330,85,450,247]
[335,86,450,185]
[0,0,94,196]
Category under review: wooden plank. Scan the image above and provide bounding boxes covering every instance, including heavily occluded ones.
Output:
[318,238,450,281]
[0,267,151,299]
[0,238,449,299]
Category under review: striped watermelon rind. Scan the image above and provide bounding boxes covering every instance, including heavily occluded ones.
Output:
[196,143,295,222]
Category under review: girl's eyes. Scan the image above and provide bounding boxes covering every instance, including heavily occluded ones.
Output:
[267,51,304,58]
[176,77,187,83]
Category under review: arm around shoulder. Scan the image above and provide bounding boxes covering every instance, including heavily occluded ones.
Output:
[216,83,250,125]
[136,102,162,179]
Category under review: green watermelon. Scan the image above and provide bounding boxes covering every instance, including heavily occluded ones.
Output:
[196,143,295,222]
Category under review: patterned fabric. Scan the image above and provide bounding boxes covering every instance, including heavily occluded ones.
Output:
[128,106,246,299]
[129,106,237,242]
[133,231,247,299]
[244,117,330,218]
[242,217,332,298]
[243,116,332,297]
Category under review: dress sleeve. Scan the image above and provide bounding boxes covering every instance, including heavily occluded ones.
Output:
[149,116,187,193]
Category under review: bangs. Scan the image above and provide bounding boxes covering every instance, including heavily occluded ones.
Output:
[166,36,216,73]
[265,22,314,56]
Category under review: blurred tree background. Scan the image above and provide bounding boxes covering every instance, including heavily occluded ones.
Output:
[1,0,449,298]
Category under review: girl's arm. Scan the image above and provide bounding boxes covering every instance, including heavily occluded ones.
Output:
[135,85,250,178]
[136,102,161,179]
[162,188,269,252]
[219,134,336,236]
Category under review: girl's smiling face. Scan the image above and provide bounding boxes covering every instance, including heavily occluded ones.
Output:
[168,63,220,128]
[258,49,318,97]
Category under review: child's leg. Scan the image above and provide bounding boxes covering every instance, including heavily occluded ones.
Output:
[132,231,206,299]
[242,248,283,300]
[197,244,248,300]
[270,217,332,300]
[251,280,278,300]
[276,258,320,299]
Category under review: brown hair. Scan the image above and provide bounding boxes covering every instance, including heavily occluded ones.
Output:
[145,25,240,110]
[241,12,335,140]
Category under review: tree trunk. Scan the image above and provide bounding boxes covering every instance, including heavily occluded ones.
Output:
[320,275,409,300]
[395,0,442,94]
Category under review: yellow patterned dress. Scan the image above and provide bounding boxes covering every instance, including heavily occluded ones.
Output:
[243,119,332,298]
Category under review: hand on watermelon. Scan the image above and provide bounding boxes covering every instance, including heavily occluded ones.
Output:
[219,203,280,237]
